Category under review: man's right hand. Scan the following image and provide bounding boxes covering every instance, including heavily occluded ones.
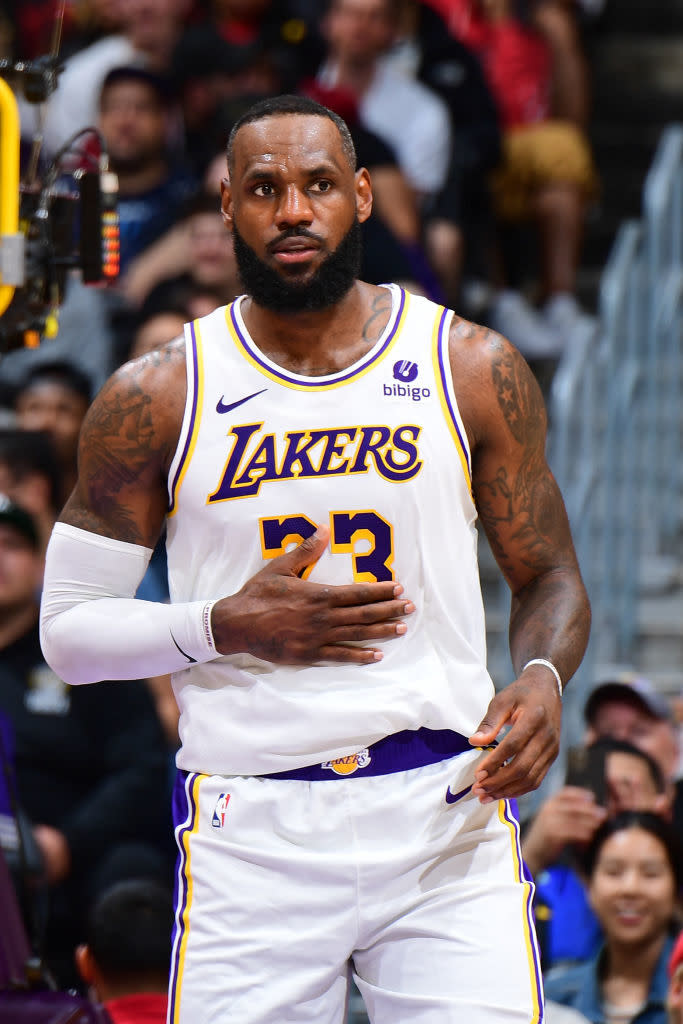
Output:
[210,525,415,665]
[521,786,608,876]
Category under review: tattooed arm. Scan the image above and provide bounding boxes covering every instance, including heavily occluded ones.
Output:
[450,319,591,801]
[60,339,187,545]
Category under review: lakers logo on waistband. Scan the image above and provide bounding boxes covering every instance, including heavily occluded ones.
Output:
[321,749,371,776]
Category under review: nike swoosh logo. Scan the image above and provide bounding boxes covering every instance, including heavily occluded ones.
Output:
[445,784,472,805]
[170,630,196,664]
[216,388,267,414]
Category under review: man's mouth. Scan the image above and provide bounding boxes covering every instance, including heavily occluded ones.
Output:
[269,234,321,264]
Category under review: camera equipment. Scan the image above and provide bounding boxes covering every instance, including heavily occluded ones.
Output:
[0,6,119,359]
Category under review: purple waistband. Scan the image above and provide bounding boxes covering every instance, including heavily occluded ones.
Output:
[263,728,472,781]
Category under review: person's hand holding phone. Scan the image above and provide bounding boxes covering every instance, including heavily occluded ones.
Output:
[521,784,608,876]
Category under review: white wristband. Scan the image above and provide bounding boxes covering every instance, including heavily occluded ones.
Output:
[522,658,563,697]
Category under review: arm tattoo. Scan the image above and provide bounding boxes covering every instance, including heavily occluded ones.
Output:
[477,342,559,575]
[67,366,161,544]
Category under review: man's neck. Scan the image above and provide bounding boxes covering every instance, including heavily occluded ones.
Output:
[326,55,377,98]
[241,282,392,377]
[115,159,169,197]
[0,604,39,651]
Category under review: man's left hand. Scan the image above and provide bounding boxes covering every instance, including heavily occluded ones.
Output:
[468,665,562,803]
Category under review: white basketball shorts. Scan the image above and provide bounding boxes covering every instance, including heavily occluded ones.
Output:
[168,742,544,1023]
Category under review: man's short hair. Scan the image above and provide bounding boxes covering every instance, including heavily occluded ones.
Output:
[226,93,357,176]
[99,65,172,110]
[85,879,174,985]
[15,360,93,407]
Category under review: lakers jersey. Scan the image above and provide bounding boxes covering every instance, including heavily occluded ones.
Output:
[166,285,495,776]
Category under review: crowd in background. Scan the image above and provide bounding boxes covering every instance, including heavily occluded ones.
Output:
[0,2,681,1023]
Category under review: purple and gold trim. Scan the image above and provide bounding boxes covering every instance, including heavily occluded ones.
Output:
[169,771,202,1024]
[225,286,409,390]
[499,799,545,1022]
[431,306,473,495]
[168,319,204,516]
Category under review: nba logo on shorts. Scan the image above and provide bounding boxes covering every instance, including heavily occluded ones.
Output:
[212,793,230,828]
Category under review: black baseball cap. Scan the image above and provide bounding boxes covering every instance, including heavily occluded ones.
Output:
[584,673,673,725]
[0,494,40,549]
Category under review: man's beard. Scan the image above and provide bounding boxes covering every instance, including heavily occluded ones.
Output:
[232,216,362,313]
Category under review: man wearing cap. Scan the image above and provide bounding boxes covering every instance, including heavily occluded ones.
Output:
[0,496,172,988]
[669,933,683,1024]
[584,674,682,840]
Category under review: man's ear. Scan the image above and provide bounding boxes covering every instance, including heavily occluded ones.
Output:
[355,167,373,225]
[220,177,234,231]
[75,943,96,986]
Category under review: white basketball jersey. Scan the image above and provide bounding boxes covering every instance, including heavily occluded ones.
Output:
[166,285,495,775]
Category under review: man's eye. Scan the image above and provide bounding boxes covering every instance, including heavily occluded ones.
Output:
[311,180,332,193]
[254,184,275,197]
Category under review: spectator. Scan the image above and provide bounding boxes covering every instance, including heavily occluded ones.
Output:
[317,0,453,203]
[387,0,504,308]
[120,190,240,310]
[669,933,683,1024]
[544,812,681,1024]
[17,0,193,159]
[75,879,173,1024]
[128,309,189,360]
[436,0,597,356]
[426,0,592,128]
[526,737,672,970]
[0,429,62,550]
[584,675,683,845]
[528,0,591,129]
[0,498,173,987]
[97,66,197,280]
[13,360,92,507]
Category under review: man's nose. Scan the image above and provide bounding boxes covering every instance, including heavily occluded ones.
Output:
[275,185,313,228]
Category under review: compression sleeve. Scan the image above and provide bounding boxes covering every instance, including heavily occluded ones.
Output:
[40,522,218,685]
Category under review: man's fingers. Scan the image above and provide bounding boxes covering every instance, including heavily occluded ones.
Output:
[328,621,408,643]
[318,644,384,664]
[328,598,414,626]
[473,744,555,800]
[272,525,330,576]
[469,699,514,747]
[473,730,559,801]
[329,580,405,607]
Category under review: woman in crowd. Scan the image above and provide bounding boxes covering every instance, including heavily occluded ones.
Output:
[545,811,682,1024]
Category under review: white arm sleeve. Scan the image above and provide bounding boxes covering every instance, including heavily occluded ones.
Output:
[40,522,218,685]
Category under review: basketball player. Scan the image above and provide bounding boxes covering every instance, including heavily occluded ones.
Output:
[40,95,591,1023]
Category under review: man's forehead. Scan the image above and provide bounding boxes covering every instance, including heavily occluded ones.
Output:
[233,115,347,170]
[594,698,657,726]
